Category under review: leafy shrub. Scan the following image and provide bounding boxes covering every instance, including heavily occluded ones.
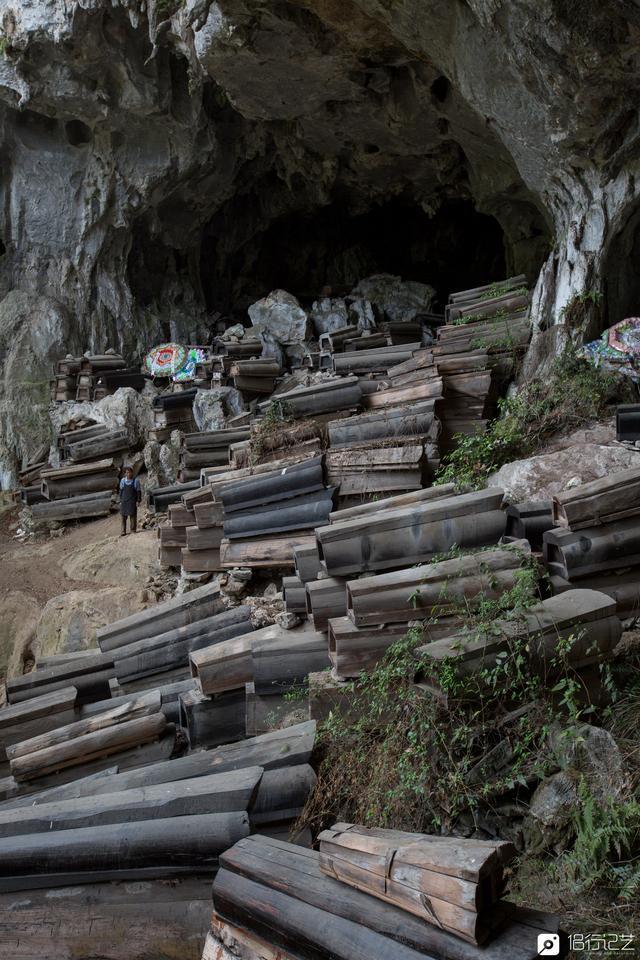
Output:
[436,349,627,489]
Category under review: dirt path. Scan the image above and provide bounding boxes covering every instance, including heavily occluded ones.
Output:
[0,505,161,684]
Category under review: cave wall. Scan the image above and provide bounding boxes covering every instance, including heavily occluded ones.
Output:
[0,0,639,478]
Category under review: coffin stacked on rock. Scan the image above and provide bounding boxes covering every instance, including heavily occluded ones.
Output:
[315,487,506,577]
[326,400,441,503]
[415,588,621,701]
[329,541,532,679]
[257,377,363,420]
[545,466,640,618]
[218,455,333,569]
[229,358,282,396]
[93,368,147,400]
[97,580,232,689]
[51,356,82,402]
[209,831,567,960]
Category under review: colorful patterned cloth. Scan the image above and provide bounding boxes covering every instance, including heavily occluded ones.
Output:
[145,343,188,377]
[172,347,209,382]
[579,318,640,382]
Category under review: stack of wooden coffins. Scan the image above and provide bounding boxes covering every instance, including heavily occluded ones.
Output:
[217,455,333,569]
[151,389,198,442]
[97,580,232,689]
[257,377,363,420]
[208,829,567,960]
[148,479,199,514]
[33,458,118,522]
[0,720,317,958]
[325,401,440,503]
[51,356,82,402]
[229,358,282,395]
[188,621,328,779]
[75,354,127,401]
[177,427,251,482]
[329,541,532,679]
[315,487,506,577]
[156,451,321,571]
[0,696,318,890]
[544,466,640,618]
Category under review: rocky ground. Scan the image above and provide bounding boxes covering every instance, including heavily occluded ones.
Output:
[0,507,164,694]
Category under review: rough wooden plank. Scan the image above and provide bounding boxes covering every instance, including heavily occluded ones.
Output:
[0,812,250,891]
[0,767,262,838]
[10,713,167,782]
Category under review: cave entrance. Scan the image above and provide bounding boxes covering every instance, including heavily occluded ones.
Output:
[200,197,507,316]
[604,205,640,331]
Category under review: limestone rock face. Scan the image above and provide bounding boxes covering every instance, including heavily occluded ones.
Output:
[309,298,349,336]
[0,291,71,486]
[248,290,310,344]
[524,724,627,853]
[1,0,640,474]
[192,387,245,431]
[0,589,41,679]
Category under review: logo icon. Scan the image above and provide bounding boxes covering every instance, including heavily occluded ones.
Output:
[538,933,561,956]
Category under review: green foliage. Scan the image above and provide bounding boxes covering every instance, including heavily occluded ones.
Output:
[453,306,511,327]
[0,37,7,56]
[563,782,640,899]
[302,552,612,836]
[249,399,293,463]
[436,349,624,489]
[560,289,603,331]
[479,283,528,302]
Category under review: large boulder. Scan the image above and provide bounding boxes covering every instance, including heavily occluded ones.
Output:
[0,291,72,488]
[34,586,146,659]
[49,387,155,459]
[192,387,245,432]
[349,275,436,323]
[490,440,638,502]
[309,298,349,336]
[524,724,627,853]
[0,589,42,679]
[248,290,310,344]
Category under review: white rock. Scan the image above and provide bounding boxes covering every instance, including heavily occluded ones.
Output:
[192,387,245,432]
[490,441,639,502]
[248,290,310,344]
[309,298,349,336]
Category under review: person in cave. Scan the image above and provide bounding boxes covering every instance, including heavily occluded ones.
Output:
[118,466,142,536]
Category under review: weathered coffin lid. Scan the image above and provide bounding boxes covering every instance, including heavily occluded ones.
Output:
[316,488,505,543]
[0,686,78,730]
[40,458,116,479]
[346,541,531,600]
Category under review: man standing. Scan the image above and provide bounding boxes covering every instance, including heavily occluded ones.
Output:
[119,466,142,536]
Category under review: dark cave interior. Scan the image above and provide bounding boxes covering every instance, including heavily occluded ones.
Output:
[198,197,507,316]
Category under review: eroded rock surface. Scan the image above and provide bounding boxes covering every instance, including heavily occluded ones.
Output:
[1,0,640,475]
